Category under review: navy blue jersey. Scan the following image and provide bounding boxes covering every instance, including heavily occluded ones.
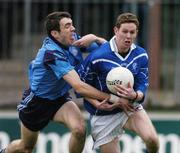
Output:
[78,36,149,115]
[27,34,100,100]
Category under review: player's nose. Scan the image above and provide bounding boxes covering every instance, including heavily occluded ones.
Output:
[71,25,75,31]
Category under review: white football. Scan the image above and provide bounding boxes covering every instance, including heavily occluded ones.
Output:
[106,67,134,94]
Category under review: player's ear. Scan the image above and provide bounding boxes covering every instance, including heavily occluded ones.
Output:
[114,26,118,34]
[51,30,59,38]
[136,29,138,35]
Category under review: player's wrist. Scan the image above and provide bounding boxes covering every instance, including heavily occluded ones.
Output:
[130,91,138,103]
[109,94,120,103]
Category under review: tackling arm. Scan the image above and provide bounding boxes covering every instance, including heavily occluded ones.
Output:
[73,34,106,48]
[63,69,121,103]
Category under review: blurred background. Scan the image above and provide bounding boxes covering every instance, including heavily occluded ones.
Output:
[0,0,180,110]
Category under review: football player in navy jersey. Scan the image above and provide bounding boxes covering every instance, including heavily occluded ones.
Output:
[78,13,159,153]
[0,12,133,153]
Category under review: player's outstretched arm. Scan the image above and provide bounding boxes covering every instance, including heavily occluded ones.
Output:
[63,69,109,100]
[85,97,134,114]
[85,98,116,111]
[63,69,120,104]
[73,34,106,47]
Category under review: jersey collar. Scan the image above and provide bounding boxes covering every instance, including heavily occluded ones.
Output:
[109,36,136,54]
[49,35,69,50]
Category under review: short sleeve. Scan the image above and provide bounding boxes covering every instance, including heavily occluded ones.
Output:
[44,50,74,79]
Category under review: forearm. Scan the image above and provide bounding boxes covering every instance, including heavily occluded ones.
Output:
[77,82,123,104]
[94,35,107,44]
[63,70,119,103]
[75,81,110,101]
[85,34,106,44]
[73,34,107,47]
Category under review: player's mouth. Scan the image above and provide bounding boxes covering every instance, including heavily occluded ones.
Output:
[70,34,75,43]
[124,40,131,46]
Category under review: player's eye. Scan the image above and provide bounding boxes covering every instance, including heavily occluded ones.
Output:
[130,31,136,34]
[122,30,128,34]
[65,23,71,29]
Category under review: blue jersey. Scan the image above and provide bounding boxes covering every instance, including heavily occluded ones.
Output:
[78,36,149,115]
[28,34,100,100]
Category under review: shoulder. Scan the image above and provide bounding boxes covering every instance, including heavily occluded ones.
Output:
[133,44,147,54]
[132,44,148,59]
[42,37,62,51]
[136,45,146,52]
[41,37,65,56]
[100,41,111,49]
[42,43,67,63]
[81,42,111,68]
[89,42,111,57]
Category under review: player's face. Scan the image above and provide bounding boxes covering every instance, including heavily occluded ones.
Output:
[56,17,76,46]
[114,23,138,53]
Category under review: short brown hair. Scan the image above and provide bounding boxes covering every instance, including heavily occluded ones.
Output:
[45,11,71,36]
[115,13,139,29]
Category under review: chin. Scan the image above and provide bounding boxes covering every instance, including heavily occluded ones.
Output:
[70,39,75,44]
[124,44,131,49]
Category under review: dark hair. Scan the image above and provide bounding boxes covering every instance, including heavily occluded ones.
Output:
[45,11,71,36]
[115,12,139,29]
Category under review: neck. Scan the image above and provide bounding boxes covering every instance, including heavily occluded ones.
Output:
[117,44,130,55]
[119,50,130,57]
[49,35,69,50]
[117,45,130,57]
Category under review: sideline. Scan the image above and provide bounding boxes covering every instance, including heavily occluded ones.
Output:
[0,110,180,120]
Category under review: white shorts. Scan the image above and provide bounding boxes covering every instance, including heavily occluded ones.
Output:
[90,103,143,149]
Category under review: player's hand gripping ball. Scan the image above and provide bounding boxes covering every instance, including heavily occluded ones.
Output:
[106,67,134,94]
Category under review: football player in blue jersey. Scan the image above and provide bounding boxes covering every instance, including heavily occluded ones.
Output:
[0,12,134,153]
[78,13,159,153]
